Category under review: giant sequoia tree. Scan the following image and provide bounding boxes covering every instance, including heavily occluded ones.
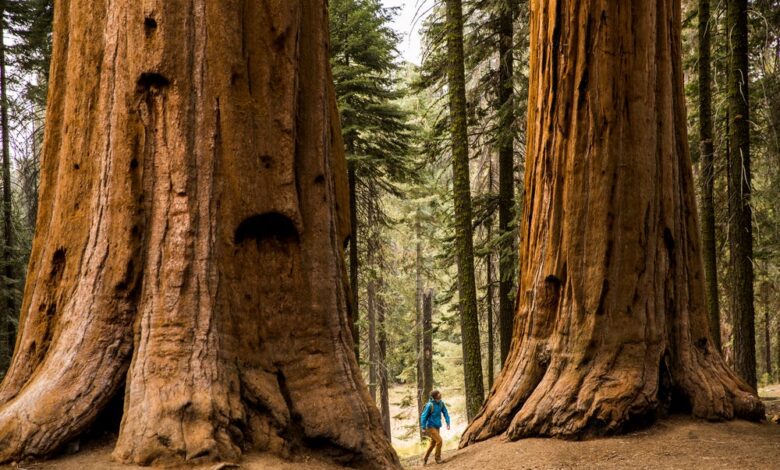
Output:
[0,2,398,468]
[461,0,764,445]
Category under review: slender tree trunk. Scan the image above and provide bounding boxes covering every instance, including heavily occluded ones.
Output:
[0,3,399,468]
[487,159,495,389]
[415,214,425,437]
[368,280,377,402]
[377,283,391,439]
[726,0,757,390]
[498,0,518,368]
[348,160,360,361]
[0,2,15,376]
[776,313,780,383]
[764,310,772,380]
[698,0,721,351]
[422,289,434,408]
[487,248,495,390]
[461,0,763,446]
[446,0,484,421]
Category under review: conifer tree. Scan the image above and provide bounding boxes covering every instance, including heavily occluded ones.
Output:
[329,0,413,362]
[445,0,484,421]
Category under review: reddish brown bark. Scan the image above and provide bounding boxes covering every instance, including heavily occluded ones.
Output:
[0,2,398,468]
[461,0,763,446]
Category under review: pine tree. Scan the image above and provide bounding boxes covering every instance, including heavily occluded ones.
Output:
[329,0,414,362]
[496,0,518,367]
[698,0,721,351]
[0,1,13,373]
[445,0,484,421]
[726,0,757,390]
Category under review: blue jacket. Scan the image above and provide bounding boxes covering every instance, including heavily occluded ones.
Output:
[420,399,450,429]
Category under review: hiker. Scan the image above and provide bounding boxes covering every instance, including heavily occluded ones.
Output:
[420,389,450,465]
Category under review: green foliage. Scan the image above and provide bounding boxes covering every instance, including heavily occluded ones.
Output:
[330,0,416,191]
[7,0,53,106]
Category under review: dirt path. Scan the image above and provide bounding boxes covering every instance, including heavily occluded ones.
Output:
[0,443,345,470]
[404,416,780,469]
[4,389,780,469]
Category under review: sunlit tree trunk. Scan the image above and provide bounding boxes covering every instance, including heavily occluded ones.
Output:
[0,2,399,468]
[461,0,764,445]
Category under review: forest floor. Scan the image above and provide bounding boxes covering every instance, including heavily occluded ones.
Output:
[402,384,780,470]
[3,385,779,469]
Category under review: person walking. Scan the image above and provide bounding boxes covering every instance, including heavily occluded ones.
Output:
[420,390,451,465]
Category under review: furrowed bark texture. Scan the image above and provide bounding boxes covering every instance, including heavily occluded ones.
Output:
[461,0,764,446]
[0,2,399,468]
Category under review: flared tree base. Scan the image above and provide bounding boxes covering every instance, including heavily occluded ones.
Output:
[462,338,764,446]
[0,2,398,469]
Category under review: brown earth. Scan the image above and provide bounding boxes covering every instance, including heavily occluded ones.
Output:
[5,415,779,470]
[406,416,780,469]
[5,389,779,469]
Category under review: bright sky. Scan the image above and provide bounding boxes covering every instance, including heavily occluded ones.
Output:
[382,0,433,65]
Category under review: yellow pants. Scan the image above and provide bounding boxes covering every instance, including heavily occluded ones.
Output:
[424,427,443,463]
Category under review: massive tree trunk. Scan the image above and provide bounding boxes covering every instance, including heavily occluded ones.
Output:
[0,2,399,468]
[446,0,485,421]
[726,0,757,391]
[461,0,764,446]
[498,0,518,367]
[698,0,721,351]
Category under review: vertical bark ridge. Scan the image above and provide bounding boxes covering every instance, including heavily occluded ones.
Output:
[0,1,399,468]
[461,0,763,447]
